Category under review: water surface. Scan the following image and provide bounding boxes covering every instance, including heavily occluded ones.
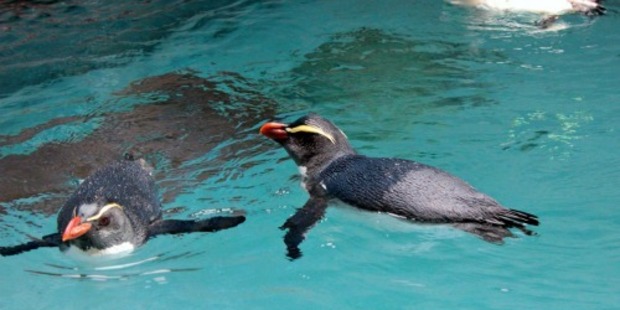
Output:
[1,1,619,309]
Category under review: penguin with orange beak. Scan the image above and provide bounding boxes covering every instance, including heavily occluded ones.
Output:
[260,113,539,259]
[1,158,245,256]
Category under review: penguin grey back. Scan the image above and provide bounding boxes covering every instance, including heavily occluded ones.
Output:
[320,155,538,242]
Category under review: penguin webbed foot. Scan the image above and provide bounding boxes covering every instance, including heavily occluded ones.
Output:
[453,220,538,244]
[511,222,537,237]
[280,215,306,260]
[282,229,304,260]
[0,233,60,257]
[453,223,512,244]
[149,215,246,237]
[280,197,329,260]
[586,6,606,16]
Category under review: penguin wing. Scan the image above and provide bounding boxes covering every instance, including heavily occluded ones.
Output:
[280,196,329,260]
[323,157,539,242]
[323,157,510,222]
[0,233,61,256]
[147,215,246,237]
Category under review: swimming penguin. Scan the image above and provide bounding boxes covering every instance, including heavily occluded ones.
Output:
[0,158,246,256]
[260,113,539,259]
[450,0,605,28]
[450,0,605,15]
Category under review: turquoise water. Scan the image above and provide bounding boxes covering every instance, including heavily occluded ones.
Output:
[1,0,619,309]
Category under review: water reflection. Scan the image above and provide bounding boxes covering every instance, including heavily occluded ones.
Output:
[275,27,502,118]
[502,110,593,159]
[26,251,201,282]
[0,0,279,97]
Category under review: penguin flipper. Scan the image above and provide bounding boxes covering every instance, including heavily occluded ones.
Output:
[148,215,246,237]
[0,233,61,257]
[280,197,329,260]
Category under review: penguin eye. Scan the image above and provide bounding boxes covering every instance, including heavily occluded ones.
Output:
[98,216,110,227]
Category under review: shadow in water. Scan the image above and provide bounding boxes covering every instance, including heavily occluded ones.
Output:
[0,70,276,214]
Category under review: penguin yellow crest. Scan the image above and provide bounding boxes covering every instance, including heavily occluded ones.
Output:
[86,203,123,222]
[286,125,336,144]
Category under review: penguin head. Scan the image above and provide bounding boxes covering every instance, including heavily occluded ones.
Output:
[62,201,137,253]
[260,113,355,172]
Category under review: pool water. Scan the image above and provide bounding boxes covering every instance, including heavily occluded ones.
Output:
[1,0,619,309]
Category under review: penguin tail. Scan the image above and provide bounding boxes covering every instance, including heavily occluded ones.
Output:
[503,208,539,225]
[454,209,539,243]
[495,208,539,237]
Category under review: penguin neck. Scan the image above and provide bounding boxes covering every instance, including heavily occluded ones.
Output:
[297,149,355,183]
[65,241,135,257]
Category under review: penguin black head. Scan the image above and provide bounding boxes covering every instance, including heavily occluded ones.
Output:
[260,113,355,172]
[62,201,138,254]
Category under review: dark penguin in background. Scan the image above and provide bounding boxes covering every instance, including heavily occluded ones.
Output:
[0,158,245,256]
[260,113,539,259]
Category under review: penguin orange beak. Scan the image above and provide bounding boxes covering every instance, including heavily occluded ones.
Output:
[260,122,288,140]
[62,216,92,242]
